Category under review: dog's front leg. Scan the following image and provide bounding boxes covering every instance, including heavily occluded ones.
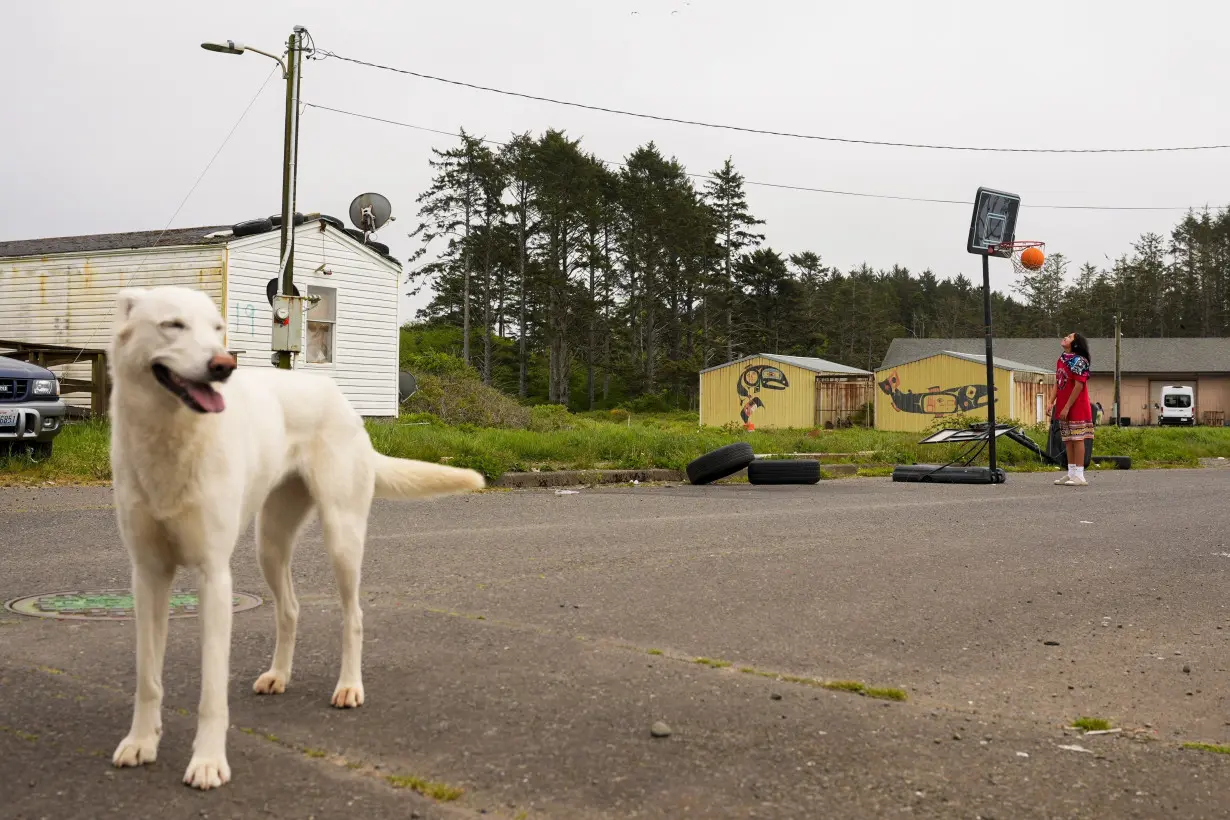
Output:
[183,561,234,789]
[113,558,174,768]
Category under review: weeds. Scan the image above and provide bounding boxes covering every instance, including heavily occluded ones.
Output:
[1072,717,1112,732]
[5,412,1230,484]
[1183,742,1230,755]
[385,773,464,801]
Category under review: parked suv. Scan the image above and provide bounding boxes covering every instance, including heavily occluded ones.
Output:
[0,355,67,458]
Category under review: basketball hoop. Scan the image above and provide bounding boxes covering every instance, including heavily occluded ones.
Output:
[991,240,1046,276]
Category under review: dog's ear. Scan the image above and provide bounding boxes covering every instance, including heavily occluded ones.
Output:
[116,288,148,320]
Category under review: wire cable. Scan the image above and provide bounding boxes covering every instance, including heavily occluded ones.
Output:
[315,51,1230,155]
[62,64,280,372]
[304,102,1220,213]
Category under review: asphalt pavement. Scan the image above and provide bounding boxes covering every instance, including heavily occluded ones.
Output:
[2,469,1229,819]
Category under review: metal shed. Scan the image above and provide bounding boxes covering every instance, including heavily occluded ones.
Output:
[874,350,1055,432]
[699,354,874,430]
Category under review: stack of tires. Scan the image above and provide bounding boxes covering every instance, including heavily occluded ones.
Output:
[685,443,821,486]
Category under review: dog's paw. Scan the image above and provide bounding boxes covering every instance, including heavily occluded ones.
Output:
[253,670,288,695]
[112,733,160,767]
[183,755,231,790]
[330,683,365,709]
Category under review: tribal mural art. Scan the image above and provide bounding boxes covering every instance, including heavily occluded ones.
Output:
[737,364,789,424]
[877,370,995,415]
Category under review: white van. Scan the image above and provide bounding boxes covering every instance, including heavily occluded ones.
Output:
[1159,385,1195,426]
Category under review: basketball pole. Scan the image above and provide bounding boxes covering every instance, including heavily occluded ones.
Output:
[982,252,998,478]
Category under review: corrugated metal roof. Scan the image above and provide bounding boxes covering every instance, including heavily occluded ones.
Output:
[701,353,871,376]
[940,350,1052,375]
[0,226,232,258]
[881,337,1230,374]
[0,219,403,268]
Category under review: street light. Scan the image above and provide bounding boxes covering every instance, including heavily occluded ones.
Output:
[200,39,288,76]
[201,26,307,369]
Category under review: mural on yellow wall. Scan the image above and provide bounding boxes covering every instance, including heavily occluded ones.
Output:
[877,370,996,415]
[737,364,789,424]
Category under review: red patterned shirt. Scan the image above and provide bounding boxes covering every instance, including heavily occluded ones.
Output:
[1055,353,1092,422]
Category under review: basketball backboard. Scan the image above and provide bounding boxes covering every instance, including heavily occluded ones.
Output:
[966,187,1021,257]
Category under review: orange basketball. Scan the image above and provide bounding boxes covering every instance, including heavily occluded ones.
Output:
[1020,246,1045,271]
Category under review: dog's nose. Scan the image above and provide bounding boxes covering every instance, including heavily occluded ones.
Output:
[207,353,237,382]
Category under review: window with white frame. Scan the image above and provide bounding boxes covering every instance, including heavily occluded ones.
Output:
[306,286,336,364]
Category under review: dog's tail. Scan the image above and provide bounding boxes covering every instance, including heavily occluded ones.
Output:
[370,452,486,500]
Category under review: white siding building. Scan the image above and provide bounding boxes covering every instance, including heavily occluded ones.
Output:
[0,218,402,416]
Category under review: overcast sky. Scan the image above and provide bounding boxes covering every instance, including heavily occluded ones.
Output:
[4,1,1228,323]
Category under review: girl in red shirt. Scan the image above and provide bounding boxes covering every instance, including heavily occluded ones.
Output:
[1052,332,1094,486]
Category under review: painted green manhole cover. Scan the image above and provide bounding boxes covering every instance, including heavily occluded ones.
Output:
[3,589,262,621]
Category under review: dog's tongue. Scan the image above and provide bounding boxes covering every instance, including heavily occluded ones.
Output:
[184,382,226,413]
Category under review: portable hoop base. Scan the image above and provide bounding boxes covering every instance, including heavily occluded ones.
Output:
[891,465,1007,484]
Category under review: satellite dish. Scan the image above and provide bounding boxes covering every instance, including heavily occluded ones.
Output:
[348,193,393,234]
[398,372,418,403]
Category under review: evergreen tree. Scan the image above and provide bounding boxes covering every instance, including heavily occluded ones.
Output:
[703,158,764,362]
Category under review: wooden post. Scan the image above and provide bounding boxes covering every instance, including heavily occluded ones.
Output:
[91,353,109,417]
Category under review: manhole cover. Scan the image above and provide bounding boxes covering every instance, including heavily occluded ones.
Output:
[3,589,263,621]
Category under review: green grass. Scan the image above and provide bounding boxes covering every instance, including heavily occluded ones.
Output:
[1183,742,1230,755]
[4,413,1230,484]
[385,773,464,801]
[1071,717,1112,732]
[733,666,907,701]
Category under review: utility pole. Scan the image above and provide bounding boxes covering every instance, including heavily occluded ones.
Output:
[1113,314,1122,427]
[201,26,308,370]
[274,26,306,369]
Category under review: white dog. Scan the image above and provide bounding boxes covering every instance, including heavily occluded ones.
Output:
[106,286,483,789]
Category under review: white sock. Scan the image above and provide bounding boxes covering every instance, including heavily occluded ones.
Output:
[1067,464,1076,478]
[1074,466,1085,479]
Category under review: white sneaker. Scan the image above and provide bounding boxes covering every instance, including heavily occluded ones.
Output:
[1055,475,1071,485]
[1061,476,1088,487]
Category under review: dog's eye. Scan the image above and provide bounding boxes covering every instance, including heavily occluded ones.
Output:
[160,320,186,331]
[214,324,225,333]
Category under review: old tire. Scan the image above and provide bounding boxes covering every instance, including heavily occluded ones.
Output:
[686,442,754,485]
[747,459,821,485]
[233,218,274,237]
[364,239,390,254]
[268,213,307,229]
[1093,455,1132,470]
[320,214,345,231]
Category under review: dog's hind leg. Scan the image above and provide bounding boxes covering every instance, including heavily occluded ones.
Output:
[112,546,175,769]
[319,500,371,708]
[253,475,313,696]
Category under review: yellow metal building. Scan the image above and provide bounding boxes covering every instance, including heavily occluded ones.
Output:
[874,351,1055,432]
[699,354,874,430]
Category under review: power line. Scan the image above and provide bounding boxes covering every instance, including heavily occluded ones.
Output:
[304,103,1218,212]
[315,51,1230,155]
[64,65,281,371]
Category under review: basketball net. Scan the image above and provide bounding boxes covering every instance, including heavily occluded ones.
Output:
[991,240,1046,277]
